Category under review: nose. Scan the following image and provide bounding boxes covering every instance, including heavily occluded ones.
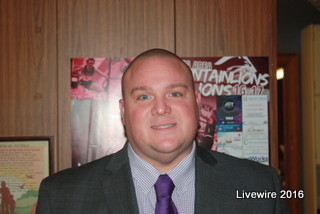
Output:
[151,96,171,116]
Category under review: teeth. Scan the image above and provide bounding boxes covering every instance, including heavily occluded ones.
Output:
[152,124,175,129]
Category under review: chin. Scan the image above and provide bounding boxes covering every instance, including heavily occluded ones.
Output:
[153,141,183,153]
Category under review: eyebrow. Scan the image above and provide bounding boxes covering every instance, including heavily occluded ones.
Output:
[130,86,151,95]
[130,83,189,95]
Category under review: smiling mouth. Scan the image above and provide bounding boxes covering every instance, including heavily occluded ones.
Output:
[151,123,176,129]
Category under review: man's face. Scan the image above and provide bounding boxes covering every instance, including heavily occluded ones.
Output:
[119,57,201,169]
[86,60,95,70]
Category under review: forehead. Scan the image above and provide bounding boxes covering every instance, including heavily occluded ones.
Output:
[126,57,192,83]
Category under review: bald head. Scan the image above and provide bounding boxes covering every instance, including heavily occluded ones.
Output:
[121,49,194,98]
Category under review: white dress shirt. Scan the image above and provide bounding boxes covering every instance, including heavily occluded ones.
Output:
[128,143,196,214]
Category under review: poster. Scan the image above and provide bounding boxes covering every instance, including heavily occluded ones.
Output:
[70,58,133,167]
[242,95,269,164]
[70,56,270,167]
[0,140,49,214]
[184,57,269,164]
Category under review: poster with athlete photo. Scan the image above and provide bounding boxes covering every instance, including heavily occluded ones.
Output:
[70,56,270,167]
[70,58,133,167]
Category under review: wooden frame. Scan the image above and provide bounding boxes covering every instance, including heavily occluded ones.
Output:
[0,136,54,175]
[277,54,301,214]
[0,136,53,214]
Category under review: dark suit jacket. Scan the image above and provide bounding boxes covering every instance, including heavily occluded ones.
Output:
[36,144,289,214]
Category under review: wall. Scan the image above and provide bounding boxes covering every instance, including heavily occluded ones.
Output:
[278,1,320,212]
[0,1,58,168]
[277,0,320,54]
[0,0,277,171]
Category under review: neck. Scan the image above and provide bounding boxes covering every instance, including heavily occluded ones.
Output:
[138,144,194,173]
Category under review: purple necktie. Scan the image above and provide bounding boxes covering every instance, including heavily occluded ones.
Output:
[154,174,179,214]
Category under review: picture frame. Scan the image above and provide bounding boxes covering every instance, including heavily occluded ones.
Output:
[0,136,53,214]
[0,136,53,174]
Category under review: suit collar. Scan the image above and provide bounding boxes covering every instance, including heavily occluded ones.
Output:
[102,143,140,214]
[195,146,225,214]
[196,145,217,166]
[104,143,130,173]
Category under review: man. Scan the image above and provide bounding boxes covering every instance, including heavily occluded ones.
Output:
[36,49,289,214]
[71,58,109,95]
[0,181,10,214]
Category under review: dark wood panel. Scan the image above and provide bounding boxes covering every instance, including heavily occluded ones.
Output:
[57,0,175,170]
[175,0,274,56]
[278,54,301,214]
[0,0,58,169]
[175,0,278,168]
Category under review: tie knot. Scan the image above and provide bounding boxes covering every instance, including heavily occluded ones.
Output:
[154,174,175,197]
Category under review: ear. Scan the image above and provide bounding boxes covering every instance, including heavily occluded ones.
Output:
[195,89,202,110]
[119,99,125,125]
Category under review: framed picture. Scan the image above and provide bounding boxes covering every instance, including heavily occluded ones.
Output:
[0,136,53,214]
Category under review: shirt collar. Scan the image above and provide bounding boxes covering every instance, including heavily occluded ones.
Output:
[128,142,196,196]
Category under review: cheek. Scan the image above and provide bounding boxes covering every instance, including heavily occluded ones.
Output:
[125,106,150,127]
[175,102,199,118]
[175,103,199,131]
[124,107,151,142]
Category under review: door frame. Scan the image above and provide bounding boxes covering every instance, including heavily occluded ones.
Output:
[277,54,301,213]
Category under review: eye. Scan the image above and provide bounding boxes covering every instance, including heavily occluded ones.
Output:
[137,94,150,100]
[170,92,182,97]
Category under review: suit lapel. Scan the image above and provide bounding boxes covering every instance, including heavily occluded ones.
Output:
[102,144,139,214]
[194,146,225,214]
